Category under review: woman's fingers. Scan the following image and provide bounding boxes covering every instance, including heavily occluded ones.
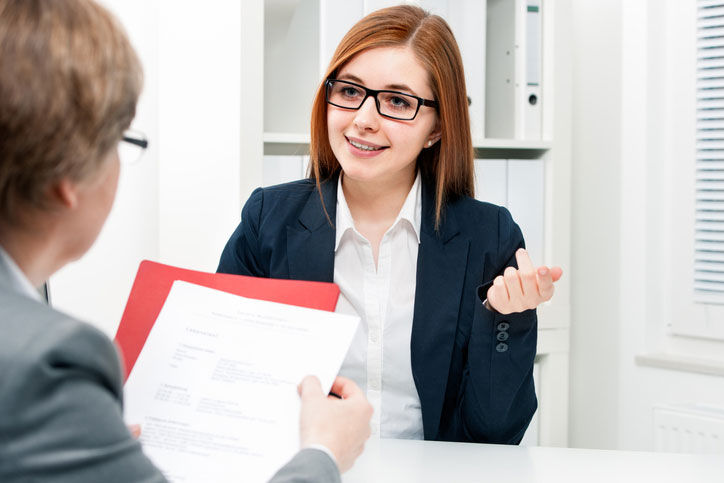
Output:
[487,275,510,314]
[536,266,555,301]
[486,250,564,314]
[515,249,538,301]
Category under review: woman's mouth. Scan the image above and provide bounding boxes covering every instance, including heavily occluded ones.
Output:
[346,136,387,152]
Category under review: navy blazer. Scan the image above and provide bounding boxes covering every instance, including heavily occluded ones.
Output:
[218,173,537,444]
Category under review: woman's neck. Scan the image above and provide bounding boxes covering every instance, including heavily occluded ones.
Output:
[341,169,416,227]
[340,168,417,268]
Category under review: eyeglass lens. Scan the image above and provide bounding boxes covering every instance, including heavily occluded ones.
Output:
[327,80,420,120]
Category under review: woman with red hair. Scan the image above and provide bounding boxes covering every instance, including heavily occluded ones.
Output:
[219,5,562,444]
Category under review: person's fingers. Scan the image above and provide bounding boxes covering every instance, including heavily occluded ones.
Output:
[515,248,535,273]
[330,376,364,399]
[486,275,509,312]
[503,266,523,304]
[128,424,141,439]
[298,375,324,402]
[515,249,537,299]
[537,266,555,300]
[550,266,563,282]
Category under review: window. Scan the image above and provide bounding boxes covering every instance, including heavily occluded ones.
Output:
[695,0,724,305]
[665,0,724,343]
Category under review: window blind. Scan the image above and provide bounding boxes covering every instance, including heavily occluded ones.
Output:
[695,0,724,303]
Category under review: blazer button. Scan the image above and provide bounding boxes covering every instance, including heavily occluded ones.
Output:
[496,331,509,342]
[497,322,510,331]
[496,342,508,353]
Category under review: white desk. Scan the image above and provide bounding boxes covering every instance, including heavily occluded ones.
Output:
[343,439,724,483]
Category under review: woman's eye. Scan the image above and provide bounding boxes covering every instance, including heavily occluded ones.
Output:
[389,95,411,109]
[341,87,362,98]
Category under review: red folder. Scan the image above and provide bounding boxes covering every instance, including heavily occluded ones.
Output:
[114,260,340,381]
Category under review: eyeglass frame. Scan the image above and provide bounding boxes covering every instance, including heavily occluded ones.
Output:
[325,79,438,121]
[119,129,149,165]
[121,131,148,149]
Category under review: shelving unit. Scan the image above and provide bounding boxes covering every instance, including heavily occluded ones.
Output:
[242,0,572,447]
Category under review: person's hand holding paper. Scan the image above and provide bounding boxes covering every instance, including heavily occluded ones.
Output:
[298,376,372,473]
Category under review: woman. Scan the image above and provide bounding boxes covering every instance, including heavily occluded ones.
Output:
[218,5,562,444]
[0,1,370,481]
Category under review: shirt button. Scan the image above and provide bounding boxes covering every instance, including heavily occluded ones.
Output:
[497,322,510,331]
[496,342,509,353]
[369,380,381,391]
[370,333,379,343]
[496,331,509,342]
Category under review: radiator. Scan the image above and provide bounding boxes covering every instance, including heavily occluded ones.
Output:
[654,403,724,454]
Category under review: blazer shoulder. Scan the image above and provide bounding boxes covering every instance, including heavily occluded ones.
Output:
[245,178,318,218]
[254,178,318,203]
[450,196,517,234]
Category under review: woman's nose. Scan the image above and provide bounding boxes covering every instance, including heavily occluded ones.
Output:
[353,95,380,132]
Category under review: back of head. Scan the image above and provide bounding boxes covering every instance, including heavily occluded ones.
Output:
[0,0,142,226]
[309,5,474,227]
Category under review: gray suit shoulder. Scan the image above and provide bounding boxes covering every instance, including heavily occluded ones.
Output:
[0,290,166,483]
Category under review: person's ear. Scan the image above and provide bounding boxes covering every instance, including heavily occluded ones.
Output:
[50,179,79,209]
[425,121,442,148]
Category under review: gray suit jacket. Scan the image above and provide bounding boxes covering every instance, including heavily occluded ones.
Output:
[0,256,340,483]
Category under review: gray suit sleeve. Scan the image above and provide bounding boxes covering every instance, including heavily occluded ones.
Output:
[0,308,167,483]
[269,448,341,483]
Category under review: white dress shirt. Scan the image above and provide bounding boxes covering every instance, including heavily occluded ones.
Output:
[334,172,424,439]
[0,245,41,301]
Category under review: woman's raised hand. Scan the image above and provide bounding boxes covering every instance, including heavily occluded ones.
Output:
[486,248,563,315]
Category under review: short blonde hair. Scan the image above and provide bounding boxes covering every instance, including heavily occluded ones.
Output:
[0,0,142,224]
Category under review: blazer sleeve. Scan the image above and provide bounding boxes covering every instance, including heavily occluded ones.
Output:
[217,187,268,277]
[269,448,341,483]
[456,206,538,444]
[0,317,167,483]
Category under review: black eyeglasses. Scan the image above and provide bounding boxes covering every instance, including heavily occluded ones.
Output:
[119,129,148,165]
[325,79,438,121]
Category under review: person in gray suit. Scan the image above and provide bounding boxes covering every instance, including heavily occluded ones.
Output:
[0,1,372,482]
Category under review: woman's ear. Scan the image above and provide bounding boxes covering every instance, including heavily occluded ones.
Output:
[50,179,79,209]
[426,121,442,148]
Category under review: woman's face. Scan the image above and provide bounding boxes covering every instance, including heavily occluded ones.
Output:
[327,46,440,189]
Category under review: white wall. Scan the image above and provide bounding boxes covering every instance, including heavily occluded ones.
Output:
[49,0,161,337]
[569,0,623,450]
[569,0,724,451]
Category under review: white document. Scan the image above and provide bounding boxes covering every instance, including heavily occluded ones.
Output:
[124,281,359,483]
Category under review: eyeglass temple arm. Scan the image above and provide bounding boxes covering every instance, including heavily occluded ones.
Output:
[122,136,148,149]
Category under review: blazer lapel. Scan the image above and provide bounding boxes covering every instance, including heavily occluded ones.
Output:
[411,182,470,440]
[286,174,339,282]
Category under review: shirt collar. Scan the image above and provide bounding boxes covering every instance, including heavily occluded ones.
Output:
[0,245,42,301]
[334,171,422,251]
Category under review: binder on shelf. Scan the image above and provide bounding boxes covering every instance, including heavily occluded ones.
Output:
[474,159,544,264]
[523,0,542,140]
[114,260,340,381]
[485,0,543,140]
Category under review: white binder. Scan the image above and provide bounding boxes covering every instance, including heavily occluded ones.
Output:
[485,0,543,140]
